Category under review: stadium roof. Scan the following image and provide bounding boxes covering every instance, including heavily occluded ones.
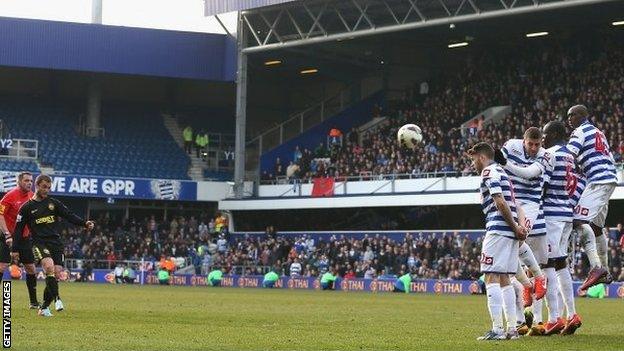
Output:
[204,0,300,16]
[237,0,621,52]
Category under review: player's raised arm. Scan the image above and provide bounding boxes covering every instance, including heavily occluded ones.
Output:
[503,162,543,180]
[52,198,94,229]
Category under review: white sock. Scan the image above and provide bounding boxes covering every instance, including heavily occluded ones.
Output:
[596,232,609,268]
[486,283,504,331]
[532,298,543,324]
[519,242,543,277]
[515,262,531,287]
[502,285,517,331]
[557,268,576,317]
[579,224,601,268]
[511,278,525,324]
[544,267,559,323]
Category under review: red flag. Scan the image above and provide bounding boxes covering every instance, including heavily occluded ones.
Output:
[311,177,335,197]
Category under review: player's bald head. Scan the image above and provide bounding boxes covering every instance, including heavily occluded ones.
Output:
[567,104,588,117]
[567,104,589,128]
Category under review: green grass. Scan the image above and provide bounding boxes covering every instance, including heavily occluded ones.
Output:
[8,281,624,350]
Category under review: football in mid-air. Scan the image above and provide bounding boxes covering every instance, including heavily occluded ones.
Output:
[397,124,423,148]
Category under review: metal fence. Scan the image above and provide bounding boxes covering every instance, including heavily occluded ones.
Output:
[262,162,624,186]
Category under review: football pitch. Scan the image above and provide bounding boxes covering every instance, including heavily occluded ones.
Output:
[8,281,624,350]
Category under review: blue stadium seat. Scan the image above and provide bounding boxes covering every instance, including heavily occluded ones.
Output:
[0,98,190,180]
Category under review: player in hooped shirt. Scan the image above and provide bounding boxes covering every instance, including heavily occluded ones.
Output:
[566,105,617,290]
[469,143,528,341]
[502,121,582,335]
[495,128,549,335]
[0,172,39,308]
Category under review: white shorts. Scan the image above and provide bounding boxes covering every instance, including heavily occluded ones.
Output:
[546,221,573,259]
[525,235,548,265]
[574,182,616,227]
[480,233,519,274]
[518,201,546,236]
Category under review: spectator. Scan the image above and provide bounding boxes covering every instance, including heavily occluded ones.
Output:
[80,261,93,282]
[419,81,429,97]
[198,221,208,236]
[195,130,203,158]
[183,125,193,154]
[157,268,170,285]
[208,218,215,233]
[329,126,343,146]
[314,143,327,158]
[123,265,136,284]
[290,257,302,277]
[197,131,209,159]
[114,264,124,284]
[293,146,302,163]
[286,161,300,180]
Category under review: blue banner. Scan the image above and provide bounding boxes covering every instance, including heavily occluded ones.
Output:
[22,269,622,299]
[0,172,197,201]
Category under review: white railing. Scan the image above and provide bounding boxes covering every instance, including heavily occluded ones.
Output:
[0,138,38,159]
[261,170,472,186]
[263,162,624,186]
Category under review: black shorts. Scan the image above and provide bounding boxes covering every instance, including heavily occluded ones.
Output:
[0,239,35,265]
[32,240,64,266]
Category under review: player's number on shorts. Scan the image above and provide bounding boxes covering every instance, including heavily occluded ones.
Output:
[524,218,532,231]
[480,253,493,265]
[574,205,589,216]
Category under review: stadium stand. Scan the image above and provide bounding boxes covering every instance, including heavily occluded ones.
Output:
[62,213,624,283]
[0,97,190,179]
[265,38,624,182]
[0,159,39,173]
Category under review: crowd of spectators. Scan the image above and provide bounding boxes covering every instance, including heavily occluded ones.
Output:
[266,38,624,182]
[62,212,229,270]
[61,213,624,283]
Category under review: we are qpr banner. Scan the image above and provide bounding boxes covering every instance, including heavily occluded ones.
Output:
[0,172,197,201]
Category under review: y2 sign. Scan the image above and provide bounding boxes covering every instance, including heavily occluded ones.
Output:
[0,139,13,149]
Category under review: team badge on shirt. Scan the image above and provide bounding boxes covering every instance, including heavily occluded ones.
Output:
[48,203,55,211]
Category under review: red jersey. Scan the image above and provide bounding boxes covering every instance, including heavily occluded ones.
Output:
[0,187,33,236]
